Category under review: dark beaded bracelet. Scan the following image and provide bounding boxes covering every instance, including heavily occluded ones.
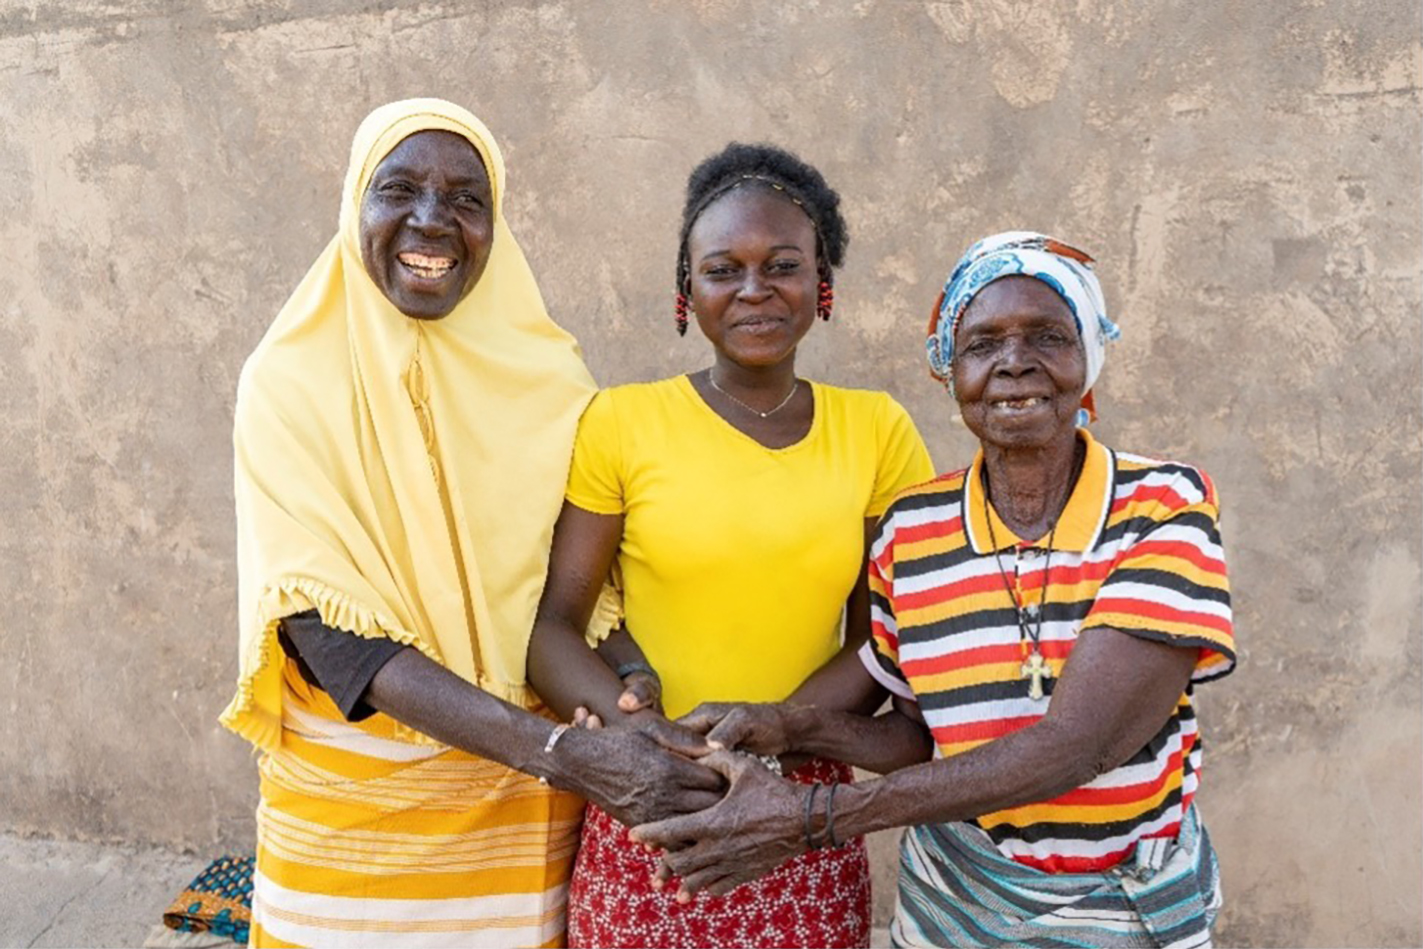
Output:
[803,782,823,850]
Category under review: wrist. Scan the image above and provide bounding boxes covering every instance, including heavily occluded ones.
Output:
[535,722,583,792]
[781,703,817,753]
[614,660,659,681]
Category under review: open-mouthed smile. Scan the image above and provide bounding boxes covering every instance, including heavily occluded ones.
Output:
[989,396,1051,413]
[398,251,458,280]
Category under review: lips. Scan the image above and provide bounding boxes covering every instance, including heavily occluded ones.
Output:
[989,396,1050,412]
[731,315,786,332]
[397,251,457,280]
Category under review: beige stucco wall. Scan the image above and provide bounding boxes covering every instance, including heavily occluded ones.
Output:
[1,1,1419,945]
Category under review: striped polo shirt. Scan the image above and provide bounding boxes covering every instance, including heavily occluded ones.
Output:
[859,428,1235,873]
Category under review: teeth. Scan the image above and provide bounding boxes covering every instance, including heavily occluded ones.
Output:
[398,253,456,278]
[993,397,1048,409]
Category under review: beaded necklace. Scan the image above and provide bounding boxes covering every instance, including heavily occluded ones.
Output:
[980,468,1057,702]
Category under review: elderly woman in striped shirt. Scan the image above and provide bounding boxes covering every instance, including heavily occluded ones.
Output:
[633,232,1237,949]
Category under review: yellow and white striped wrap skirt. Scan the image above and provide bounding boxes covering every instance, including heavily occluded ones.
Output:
[250,664,584,948]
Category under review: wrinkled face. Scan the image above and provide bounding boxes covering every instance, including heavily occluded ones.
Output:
[687,187,818,369]
[358,130,494,320]
[952,275,1086,450]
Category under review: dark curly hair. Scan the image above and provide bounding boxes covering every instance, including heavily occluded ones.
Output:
[675,143,849,315]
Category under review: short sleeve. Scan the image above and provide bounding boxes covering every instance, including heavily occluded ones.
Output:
[868,397,935,518]
[565,389,625,515]
[1081,469,1236,683]
[278,611,406,722]
[859,510,916,700]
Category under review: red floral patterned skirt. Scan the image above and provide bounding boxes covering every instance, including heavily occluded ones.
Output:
[567,758,870,949]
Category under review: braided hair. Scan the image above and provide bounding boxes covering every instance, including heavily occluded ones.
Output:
[674,143,849,335]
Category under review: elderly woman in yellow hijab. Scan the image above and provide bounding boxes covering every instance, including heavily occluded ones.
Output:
[220,99,721,949]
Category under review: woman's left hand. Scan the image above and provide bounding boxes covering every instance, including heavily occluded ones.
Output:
[630,749,807,898]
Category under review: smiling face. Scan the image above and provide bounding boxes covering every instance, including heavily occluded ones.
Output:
[686,187,818,370]
[952,275,1087,451]
[358,130,494,320]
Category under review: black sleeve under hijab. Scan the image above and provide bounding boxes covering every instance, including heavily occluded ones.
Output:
[277,609,407,722]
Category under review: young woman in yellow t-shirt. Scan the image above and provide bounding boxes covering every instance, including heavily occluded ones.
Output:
[526,143,934,948]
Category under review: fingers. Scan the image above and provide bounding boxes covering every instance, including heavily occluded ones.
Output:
[617,673,661,713]
[643,717,714,759]
[630,811,703,852]
[673,789,724,814]
[666,753,730,792]
[702,711,754,752]
[571,707,603,730]
[679,865,745,900]
[676,702,733,736]
[656,842,747,900]
[696,748,753,783]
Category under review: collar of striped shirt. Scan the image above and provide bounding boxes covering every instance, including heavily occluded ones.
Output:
[962,427,1116,554]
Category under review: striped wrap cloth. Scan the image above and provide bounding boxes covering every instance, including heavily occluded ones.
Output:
[892,805,1221,949]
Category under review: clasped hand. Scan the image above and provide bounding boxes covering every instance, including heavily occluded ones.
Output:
[627,702,812,900]
[566,706,726,829]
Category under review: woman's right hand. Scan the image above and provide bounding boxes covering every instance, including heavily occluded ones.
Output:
[677,702,798,757]
[556,725,725,828]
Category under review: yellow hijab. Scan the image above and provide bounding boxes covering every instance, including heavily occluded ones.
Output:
[221,99,607,752]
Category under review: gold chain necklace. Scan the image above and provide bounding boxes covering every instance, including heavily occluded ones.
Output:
[707,371,799,419]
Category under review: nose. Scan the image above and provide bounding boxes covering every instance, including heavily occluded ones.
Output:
[736,271,772,302]
[995,335,1038,375]
[408,189,455,235]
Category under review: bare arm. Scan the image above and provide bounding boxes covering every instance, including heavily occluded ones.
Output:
[597,625,663,714]
[366,646,723,828]
[636,626,1196,895]
[526,502,636,725]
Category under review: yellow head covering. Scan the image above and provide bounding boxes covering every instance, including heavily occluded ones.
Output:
[221,99,606,752]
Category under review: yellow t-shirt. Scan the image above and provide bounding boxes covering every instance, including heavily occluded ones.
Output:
[566,375,934,718]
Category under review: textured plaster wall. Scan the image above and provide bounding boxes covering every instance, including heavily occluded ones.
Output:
[0,1,1418,945]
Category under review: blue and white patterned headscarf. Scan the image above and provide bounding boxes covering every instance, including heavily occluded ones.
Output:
[926,231,1121,424]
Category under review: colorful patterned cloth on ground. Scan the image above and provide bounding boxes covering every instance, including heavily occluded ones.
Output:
[891,805,1221,949]
[568,759,871,949]
[163,855,255,946]
[249,669,583,948]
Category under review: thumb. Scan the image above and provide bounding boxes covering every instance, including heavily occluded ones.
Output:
[703,712,753,752]
[617,676,659,713]
[699,748,751,783]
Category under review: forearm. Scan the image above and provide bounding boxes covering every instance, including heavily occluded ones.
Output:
[527,616,637,724]
[784,703,932,774]
[595,626,649,673]
[833,717,1099,839]
[785,641,885,715]
[365,647,568,782]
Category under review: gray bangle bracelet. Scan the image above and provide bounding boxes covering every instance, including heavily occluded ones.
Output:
[614,661,659,681]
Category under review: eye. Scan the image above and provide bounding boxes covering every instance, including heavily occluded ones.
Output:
[1035,329,1074,347]
[377,180,415,196]
[960,336,997,356]
[452,191,485,208]
[702,264,738,278]
[768,258,802,274]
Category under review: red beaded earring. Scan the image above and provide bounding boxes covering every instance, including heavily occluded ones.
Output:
[816,279,834,321]
[675,292,690,336]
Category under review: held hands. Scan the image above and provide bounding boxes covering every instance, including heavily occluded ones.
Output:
[678,701,798,757]
[557,723,723,829]
[629,749,810,899]
[562,654,720,828]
